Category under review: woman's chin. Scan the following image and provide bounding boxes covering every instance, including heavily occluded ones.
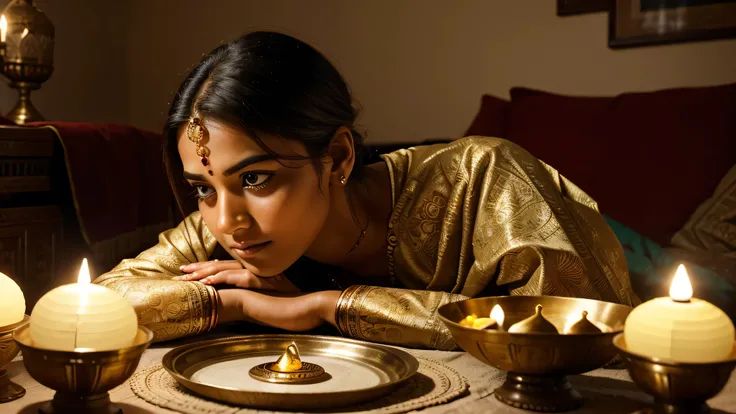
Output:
[236,259,288,278]
[225,243,302,277]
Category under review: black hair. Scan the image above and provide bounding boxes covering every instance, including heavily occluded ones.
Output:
[163,31,364,214]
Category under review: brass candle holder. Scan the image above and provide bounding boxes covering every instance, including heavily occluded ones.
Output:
[614,334,736,414]
[249,342,327,384]
[438,296,632,412]
[13,324,153,414]
[0,315,29,403]
[0,0,55,124]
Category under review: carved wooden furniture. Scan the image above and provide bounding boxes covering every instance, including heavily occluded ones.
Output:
[0,125,65,311]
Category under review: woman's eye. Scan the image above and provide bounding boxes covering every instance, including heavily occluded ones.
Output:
[194,186,215,198]
[241,172,271,188]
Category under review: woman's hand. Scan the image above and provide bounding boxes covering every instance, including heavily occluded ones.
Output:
[176,260,300,294]
[217,289,342,332]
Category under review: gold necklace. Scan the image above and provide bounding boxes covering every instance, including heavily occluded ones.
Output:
[346,218,369,256]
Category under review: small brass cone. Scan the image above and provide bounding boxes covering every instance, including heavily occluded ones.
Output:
[272,342,303,372]
[567,311,602,334]
[508,304,559,334]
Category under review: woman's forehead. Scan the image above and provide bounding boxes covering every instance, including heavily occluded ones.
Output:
[180,121,305,150]
[177,120,311,170]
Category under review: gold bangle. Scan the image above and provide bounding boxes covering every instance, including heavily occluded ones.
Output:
[204,284,219,332]
[211,286,220,330]
[334,289,348,336]
[334,285,365,337]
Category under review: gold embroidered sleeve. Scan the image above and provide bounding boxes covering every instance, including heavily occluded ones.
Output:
[335,285,466,350]
[335,137,639,350]
[93,212,220,342]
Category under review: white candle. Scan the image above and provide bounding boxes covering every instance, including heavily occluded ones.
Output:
[30,259,139,351]
[624,264,735,363]
[0,272,25,327]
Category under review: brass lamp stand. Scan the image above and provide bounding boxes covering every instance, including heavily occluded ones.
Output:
[0,0,54,124]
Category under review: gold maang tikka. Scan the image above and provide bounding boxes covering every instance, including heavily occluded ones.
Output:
[187,115,213,175]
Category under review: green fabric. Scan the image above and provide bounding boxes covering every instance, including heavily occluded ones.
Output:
[604,216,734,308]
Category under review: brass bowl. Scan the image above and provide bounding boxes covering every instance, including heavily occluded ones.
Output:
[0,315,29,404]
[13,324,153,414]
[438,296,632,412]
[613,334,736,414]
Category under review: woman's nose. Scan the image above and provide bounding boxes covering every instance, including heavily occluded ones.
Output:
[216,191,251,234]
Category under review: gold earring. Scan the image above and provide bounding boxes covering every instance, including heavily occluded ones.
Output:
[340,175,347,185]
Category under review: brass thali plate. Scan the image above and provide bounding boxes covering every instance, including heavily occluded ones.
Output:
[162,334,419,410]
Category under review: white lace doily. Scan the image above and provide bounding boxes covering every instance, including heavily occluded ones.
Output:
[130,355,468,414]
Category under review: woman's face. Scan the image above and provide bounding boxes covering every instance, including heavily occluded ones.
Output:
[178,121,332,276]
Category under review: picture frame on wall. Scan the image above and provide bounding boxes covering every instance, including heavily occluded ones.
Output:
[609,0,736,48]
[557,0,610,16]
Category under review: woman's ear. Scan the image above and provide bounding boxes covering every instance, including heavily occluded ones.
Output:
[326,126,355,183]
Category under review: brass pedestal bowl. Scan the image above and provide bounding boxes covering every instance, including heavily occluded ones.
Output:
[0,315,29,403]
[13,324,153,414]
[438,296,632,412]
[614,334,736,414]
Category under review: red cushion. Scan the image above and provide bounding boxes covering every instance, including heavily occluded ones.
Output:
[0,116,16,125]
[465,94,509,138]
[506,84,736,245]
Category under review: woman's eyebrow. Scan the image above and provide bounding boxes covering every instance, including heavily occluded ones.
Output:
[222,154,275,176]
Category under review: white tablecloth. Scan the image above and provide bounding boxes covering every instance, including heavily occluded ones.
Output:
[4,330,735,414]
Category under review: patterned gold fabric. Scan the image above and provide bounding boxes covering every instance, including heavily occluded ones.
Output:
[338,137,639,350]
[96,136,638,348]
[94,214,219,342]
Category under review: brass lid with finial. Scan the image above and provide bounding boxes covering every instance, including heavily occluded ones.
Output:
[249,342,327,384]
[271,342,303,372]
[566,311,602,334]
[508,304,560,334]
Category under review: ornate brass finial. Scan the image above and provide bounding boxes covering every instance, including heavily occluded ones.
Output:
[508,304,559,334]
[272,342,303,372]
[249,342,327,384]
[566,310,602,334]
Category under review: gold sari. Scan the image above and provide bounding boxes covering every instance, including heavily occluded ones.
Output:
[95,137,639,349]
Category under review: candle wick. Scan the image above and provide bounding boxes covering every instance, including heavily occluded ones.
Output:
[672,298,691,304]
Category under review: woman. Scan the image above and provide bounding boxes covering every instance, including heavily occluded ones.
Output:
[95,31,639,350]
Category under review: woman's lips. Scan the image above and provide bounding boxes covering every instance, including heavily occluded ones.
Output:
[231,241,271,258]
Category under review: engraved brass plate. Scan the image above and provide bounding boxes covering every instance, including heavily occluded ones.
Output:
[162,334,419,410]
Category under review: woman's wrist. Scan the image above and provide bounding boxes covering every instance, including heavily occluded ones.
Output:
[316,290,342,327]
[216,288,247,324]
[211,288,344,331]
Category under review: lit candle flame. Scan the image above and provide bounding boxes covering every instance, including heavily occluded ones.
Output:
[0,15,6,43]
[490,304,504,328]
[78,258,91,285]
[20,27,28,39]
[669,264,692,302]
[78,258,91,312]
